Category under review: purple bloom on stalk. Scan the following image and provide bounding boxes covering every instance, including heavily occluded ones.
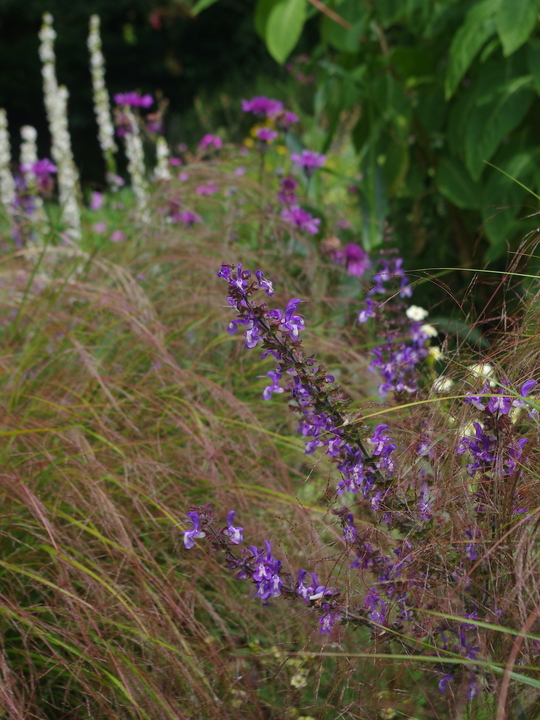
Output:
[241,96,284,116]
[487,389,511,415]
[277,176,298,205]
[255,269,274,295]
[110,230,126,243]
[438,673,453,693]
[199,134,223,150]
[255,127,277,143]
[342,513,358,543]
[251,541,283,601]
[319,609,341,634]
[174,211,201,227]
[89,191,104,211]
[92,222,107,234]
[281,205,321,234]
[262,369,284,400]
[183,511,206,549]
[281,298,305,340]
[336,243,370,277]
[358,298,376,323]
[114,91,153,108]
[22,158,57,177]
[290,149,326,175]
[224,510,243,545]
[296,569,336,602]
[513,379,538,417]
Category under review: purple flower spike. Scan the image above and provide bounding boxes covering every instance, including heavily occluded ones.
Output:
[224,510,243,545]
[183,511,206,549]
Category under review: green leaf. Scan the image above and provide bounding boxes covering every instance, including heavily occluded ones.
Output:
[464,78,534,180]
[191,0,220,15]
[436,156,483,209]
[321,0,368,53]
[445,0,498,99]
[372,73,411,138]
[255,0,281,40]
[496,0,540,56]
[266,0,307,64]
[379,141,409,196]
[527,39,540,93]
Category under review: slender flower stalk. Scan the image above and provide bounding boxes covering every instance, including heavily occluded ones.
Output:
[121,107,150,223]
[20,125,48,234]
[87,14,118,183]
[154,136,171,181]
[0,109,16,222]
[39,13,81,241]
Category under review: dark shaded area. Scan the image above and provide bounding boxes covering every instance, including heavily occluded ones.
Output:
[0,0,284,182]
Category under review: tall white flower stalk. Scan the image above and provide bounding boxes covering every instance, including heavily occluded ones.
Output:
[154,136,171,181]
[123,108,149,223]
[39,12,81,241]
[87,14,118,182]
[0,109,17,222]
[20,125,48,233]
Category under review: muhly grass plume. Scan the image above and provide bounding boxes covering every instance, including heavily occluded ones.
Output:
[1,165,401,719]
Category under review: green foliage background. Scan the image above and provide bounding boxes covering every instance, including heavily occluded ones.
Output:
[253,0,540,269]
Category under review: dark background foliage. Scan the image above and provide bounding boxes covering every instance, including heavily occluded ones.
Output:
[0,0,285,181]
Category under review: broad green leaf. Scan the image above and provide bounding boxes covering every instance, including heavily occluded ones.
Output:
[445,0,498,99]
[321,0,368,53]
[266,0,307,64]
[191,0,221,15]
[372,74,411,138]
[527,40,540,93]
[464,79,534,180]
[379,141,409,196]
[416,87,446,133]
[436,156,483,209]
[496,0,540,56]
[391,47,436,88]
[359,153,388,250]
[377,0,406,28]
[255,0,281,40]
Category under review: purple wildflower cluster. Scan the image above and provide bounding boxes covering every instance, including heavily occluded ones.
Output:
[183,505,341,630]
[458,379,536,478]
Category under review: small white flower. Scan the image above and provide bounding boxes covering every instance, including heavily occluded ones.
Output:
[433,376,453,393]
[406,305,429,321]
[428,346,443,361]
[420,323,438,337]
